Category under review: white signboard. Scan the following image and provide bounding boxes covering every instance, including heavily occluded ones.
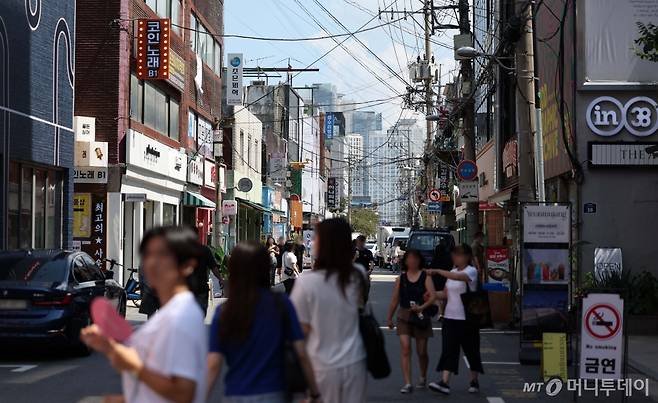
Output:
[74,116,95,142]
[269,152,288,185]
[204,159,216,189]
[74,167,108,184]
[590,143,658,166]
[594,248,623,282]
[523,205,570,244]
[222,200,238,216]
[219,164,226,193]
[584,0,658,83]
[197,116,213,158]
[74,141,108,167]
[226,53,244,105]
[187,155,204,186]
[126,130,187,182]
[579,293,624,380]
[459,181,479,202]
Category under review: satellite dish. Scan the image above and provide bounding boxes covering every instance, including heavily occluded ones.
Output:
[237,177,253,192]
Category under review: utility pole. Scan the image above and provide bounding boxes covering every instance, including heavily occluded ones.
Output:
[515,1,537,202]
[424,0,435,228]
[458,0,479,244]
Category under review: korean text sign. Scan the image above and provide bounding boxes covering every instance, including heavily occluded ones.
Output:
[137,19,170,80]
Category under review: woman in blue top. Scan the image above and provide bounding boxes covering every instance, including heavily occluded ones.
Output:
[206,242,322,403]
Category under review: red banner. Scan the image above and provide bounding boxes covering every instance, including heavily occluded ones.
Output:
[136,19,170,80]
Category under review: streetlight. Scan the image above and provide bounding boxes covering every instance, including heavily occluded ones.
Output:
[456,46,515,71]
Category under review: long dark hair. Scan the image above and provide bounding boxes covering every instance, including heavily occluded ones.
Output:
[313,218,355,296]
[139,225,204,292]
[283,240,295,253]
[219,241,271,343]
[265,236,276,247]
[401,249,425,273]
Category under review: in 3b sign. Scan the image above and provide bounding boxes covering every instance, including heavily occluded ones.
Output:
[586,96,658,137]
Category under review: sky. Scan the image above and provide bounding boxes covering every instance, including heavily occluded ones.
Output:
[224,0,462,129]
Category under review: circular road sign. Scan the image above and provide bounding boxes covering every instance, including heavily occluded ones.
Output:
[428,188,441,202]
[237,177,253,192]
[585,303,621,340]
[457,160,478,181]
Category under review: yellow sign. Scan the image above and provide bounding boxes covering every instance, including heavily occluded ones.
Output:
[542,332,567,381]
[73,193,91,238]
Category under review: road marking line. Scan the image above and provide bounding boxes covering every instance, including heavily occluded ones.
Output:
[0,364,37,372]
[7,365,76,384]
[482,361,520,365]
[378,326,519,333]
[487,397,506,403]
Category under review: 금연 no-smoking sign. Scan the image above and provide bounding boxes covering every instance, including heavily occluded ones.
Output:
[579,293,624,380]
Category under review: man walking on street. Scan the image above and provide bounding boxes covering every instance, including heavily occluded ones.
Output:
[354,235,374,275]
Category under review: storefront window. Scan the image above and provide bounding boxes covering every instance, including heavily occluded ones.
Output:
[20,167,33,249]
[143,201,155,232]
[45,171,61,248]
[8,163,63,249]
[34,169,46,248]
[7,162,19,249]
[163,203,176,226]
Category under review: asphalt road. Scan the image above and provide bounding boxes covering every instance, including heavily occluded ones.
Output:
[1,270,655,402]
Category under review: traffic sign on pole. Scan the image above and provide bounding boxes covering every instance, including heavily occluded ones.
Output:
[428,188,441,202]
[457,159,478,181]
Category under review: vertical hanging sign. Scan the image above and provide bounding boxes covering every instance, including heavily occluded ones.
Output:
[227,53,244,105]
[324,112,335,139]
[137,19,170,80]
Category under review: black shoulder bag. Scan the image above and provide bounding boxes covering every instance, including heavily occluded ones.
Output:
[460,275,493,329]
[357,271,391,379]
[273,293,307,395]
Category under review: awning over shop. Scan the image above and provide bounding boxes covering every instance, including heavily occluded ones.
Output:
[184,191,216,209]
[236,197,270,212]
[488,186,517,204]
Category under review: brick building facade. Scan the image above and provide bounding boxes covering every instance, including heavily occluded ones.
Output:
[74,0,223,281]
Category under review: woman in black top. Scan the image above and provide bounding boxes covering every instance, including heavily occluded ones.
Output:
[386,249,437,394]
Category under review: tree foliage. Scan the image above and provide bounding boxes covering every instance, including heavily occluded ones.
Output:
[351,208,379,238]
[634,22,658,62]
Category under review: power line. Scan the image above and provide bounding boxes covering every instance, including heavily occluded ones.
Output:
[171,16,409,42]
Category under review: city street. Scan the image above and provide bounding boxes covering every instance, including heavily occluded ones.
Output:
[0,270,655,402]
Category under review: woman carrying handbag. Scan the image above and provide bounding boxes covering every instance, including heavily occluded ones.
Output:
[426,244,484,396]
[385,249,437,394]
[207,242,321,403]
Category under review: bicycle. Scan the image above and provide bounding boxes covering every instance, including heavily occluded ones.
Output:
[105,259,141,308]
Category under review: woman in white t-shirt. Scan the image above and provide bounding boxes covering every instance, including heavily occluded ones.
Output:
[278,240,299,294]
[426,244,484,396]
[81,226,208,403]
[290,218,367,403]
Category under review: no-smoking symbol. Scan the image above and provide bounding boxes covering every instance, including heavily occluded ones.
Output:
[585,303,621,340]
